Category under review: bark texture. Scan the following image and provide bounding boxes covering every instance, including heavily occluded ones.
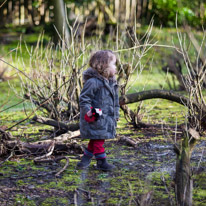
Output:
[32,116,79,132]
[120,89,190,107]
[175,128,199,206]
[52,0,70,42]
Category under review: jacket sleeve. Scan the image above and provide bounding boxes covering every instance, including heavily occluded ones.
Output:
[114,84,120,119]
[79,78,98,114]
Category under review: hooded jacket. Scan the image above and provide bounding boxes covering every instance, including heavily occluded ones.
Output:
[79,67,120,139]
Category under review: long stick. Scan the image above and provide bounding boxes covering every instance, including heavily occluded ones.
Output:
[55,156,69,177]
[0,0,7,8]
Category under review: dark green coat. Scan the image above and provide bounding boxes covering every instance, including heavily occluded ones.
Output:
[79,68,120,139]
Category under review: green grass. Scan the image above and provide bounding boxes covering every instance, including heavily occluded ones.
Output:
[0,26,206,206]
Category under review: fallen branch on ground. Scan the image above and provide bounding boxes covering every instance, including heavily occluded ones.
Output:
[118,136,138,148]
[120,89,206,132]
[55,156,69,177]
[32,116,80,134]
[120,89,192,107]
[0,127,12,140]
[34,141,55,161]
[0,151,14,166]
[0,130,83,157]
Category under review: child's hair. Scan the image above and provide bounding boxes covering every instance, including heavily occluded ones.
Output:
[89,50,116,78]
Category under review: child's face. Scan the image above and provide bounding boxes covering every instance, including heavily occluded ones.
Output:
[108,55,117,77]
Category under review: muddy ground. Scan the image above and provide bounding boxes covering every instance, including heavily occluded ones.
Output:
[0,123,206,206]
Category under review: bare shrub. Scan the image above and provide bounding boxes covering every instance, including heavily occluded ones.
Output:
[15,26,91,122]
[176,25,206,132]
[116,20,158,127]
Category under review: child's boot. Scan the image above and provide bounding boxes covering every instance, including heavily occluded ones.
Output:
[95,153,116,171]
[77,149,93,169]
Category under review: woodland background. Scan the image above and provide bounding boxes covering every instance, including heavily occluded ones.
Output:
[0,0,206,206]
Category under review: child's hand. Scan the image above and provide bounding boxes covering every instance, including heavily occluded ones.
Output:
[87,110,92,117]
[84,108,102,123]
[85,110,95,123]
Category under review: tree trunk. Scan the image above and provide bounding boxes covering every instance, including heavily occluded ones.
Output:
[18,0,21,25]
[40,0,45,24]
[131,0,136,23]
[0,1,7,26]
[174,128,199,206]
[24,0,28,21]
[175,139,192,206]
[52,0,70,43]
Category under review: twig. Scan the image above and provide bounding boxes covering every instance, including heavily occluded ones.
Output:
[33,156,65,164]
[6,76,74,131]
[5,60,86,131]
[74,189,78,206]
[55,156,69,177]
[0,151,14,166]
[114,44,182,54]
[0,99,25,113]
[0,0,7,8]
[128,182,138,206]
[5,98,51,131]
[76,188,91,200]
[161,175,175,206]
[34,141,55,161]
[32,115,71,131]
[197,148,205,169]
[140,191,153,206]
[0,58,38,86]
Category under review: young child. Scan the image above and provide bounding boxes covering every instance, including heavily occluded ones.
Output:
[77,50,120,171]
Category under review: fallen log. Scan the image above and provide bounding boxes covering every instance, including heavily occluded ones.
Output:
[120,89,191,107]
[0,131,83,157]
[32,115,80,132]
[119,89,206,131]
[2,140,83,156]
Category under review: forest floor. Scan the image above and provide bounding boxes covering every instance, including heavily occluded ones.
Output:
[0,120,206,206]
[0,26,206,205]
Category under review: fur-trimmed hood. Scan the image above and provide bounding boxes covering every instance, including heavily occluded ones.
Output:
[82,67,116,83]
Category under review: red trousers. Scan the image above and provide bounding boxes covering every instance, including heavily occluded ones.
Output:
[87,139,105,154]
